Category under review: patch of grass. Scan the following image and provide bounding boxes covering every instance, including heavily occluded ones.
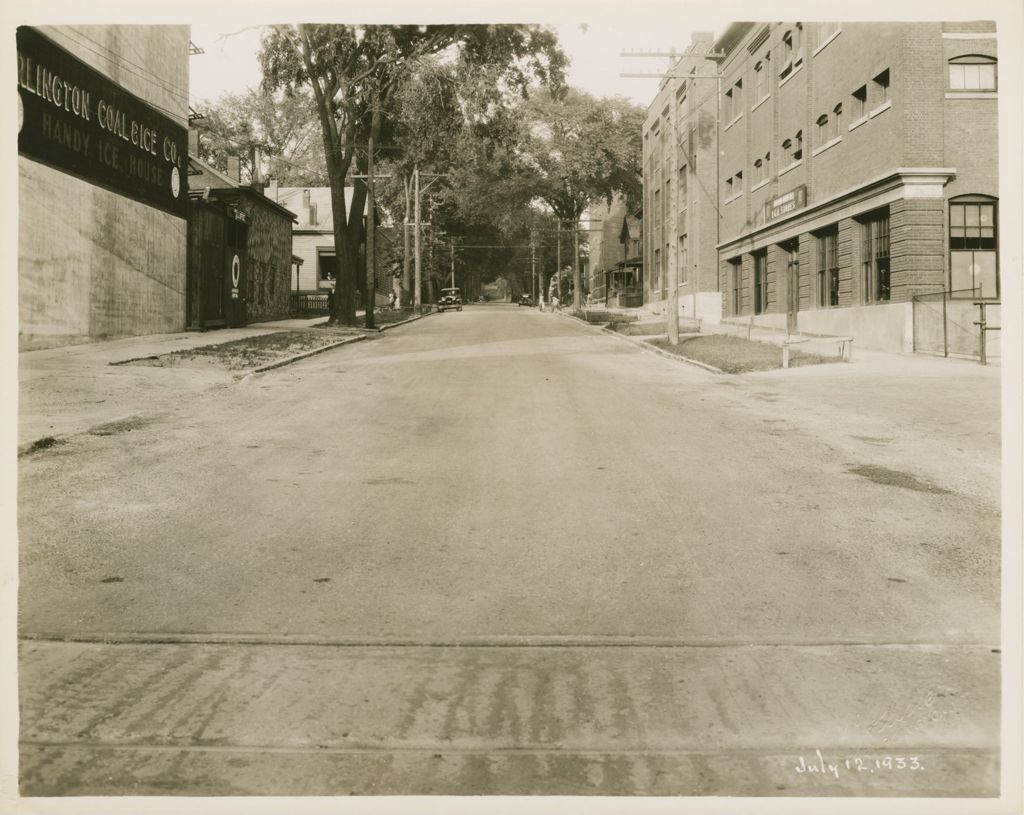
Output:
[127,330,356,371]
[580,310,638,324]
[650,334,840,374]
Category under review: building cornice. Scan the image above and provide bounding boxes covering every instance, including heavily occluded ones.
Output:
[717,168,956,252]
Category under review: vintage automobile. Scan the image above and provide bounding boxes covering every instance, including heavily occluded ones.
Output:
[518,293,533,307]
[438,287,462,312]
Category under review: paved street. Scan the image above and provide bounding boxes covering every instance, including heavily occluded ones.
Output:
[17,305,1001,797]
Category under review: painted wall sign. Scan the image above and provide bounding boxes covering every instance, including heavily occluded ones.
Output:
[16,26,188,219]
[765,185,807,222]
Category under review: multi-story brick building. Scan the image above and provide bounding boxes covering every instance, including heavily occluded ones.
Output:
[713,21,998,351]
[642,32,725,324]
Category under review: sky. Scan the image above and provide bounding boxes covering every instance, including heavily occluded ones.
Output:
[187,15,729,112]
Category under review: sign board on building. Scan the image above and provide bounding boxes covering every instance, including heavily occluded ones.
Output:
[16,26,189,219]
[765,186,807,222]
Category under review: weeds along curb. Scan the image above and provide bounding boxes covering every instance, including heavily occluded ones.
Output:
[251,334,367,373]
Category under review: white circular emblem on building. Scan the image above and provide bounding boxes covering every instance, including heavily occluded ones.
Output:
[231,255,241,287]
[170,166,181,198]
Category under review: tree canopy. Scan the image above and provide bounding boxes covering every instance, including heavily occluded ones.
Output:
[258,24,566,325]
[194,88,327,186]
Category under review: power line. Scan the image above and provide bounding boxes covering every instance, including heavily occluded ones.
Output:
[55,28,190,108]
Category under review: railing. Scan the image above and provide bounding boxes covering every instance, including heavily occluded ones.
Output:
[974,301,1001,366]
[290,293,330,315]
[912,288,1000,363]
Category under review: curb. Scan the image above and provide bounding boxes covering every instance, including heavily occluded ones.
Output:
[605,328,724,374]
[251,334,367,373]
[560,310,724,375]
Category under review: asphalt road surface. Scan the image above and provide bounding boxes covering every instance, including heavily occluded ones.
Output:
[17,305,1001,798]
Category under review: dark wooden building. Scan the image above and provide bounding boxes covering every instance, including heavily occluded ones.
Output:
[186,155,297,329]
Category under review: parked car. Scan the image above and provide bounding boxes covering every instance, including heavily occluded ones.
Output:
[438,287,462,312]
[518,294,533,307]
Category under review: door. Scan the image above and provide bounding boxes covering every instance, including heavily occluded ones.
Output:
[225,214,248,327]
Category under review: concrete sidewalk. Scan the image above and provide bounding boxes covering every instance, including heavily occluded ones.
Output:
[17,319,327,451]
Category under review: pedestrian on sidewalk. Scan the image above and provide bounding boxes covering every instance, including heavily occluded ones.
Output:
[539,294,545,312]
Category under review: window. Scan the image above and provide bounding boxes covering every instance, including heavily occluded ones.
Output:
[817,227,839,307]
[873,69,890,106]
[861,210,890,303]
[831,103,842,138]
[735,170,743,195]
[949,56,997,91]
[763,151,771,179]
[753,250,768,315]
[950,197,998,298]
[851,85,867,120]
[780,30,795,79]
[724,87,734,122]
[725,176,734,200]
[678,165,688,208]
[679,234,689,284]
[782,138,792,165]
[754,60,767,101]
[816,113,829,144]
[793,131,803,161]
[317,251,337,282]
[734,79,743,116]
[818,21,840,43]
[753,158,763,184]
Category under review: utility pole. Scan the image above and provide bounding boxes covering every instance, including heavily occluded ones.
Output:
[622,47,725,346]
[555,223,561,301]
[402,175,411,305]
[572,220,582,311]
[413,166,421,308]
[364,122,376,330]
[450,241,455,288]
[531,241,537,302]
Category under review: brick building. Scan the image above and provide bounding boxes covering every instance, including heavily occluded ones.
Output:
[643,21,999,351]
[642,31,723,324]
[17,25,191,350]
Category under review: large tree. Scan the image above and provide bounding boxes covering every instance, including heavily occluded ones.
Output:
[194,88,327,186]
[517,88,645,310]
[259,24,564,325]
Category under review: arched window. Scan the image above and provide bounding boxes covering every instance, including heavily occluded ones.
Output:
[950,195,998,298]
[754,60,767,101]
[816,113,829,144]
[794,130,803,161]
[949,55,997,91]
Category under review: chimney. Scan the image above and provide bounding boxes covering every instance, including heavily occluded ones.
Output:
[188,128,199,156]
[252,146,263,186]
[302,189,310,208]
[227,155,241,182]
[266,177,279,201]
